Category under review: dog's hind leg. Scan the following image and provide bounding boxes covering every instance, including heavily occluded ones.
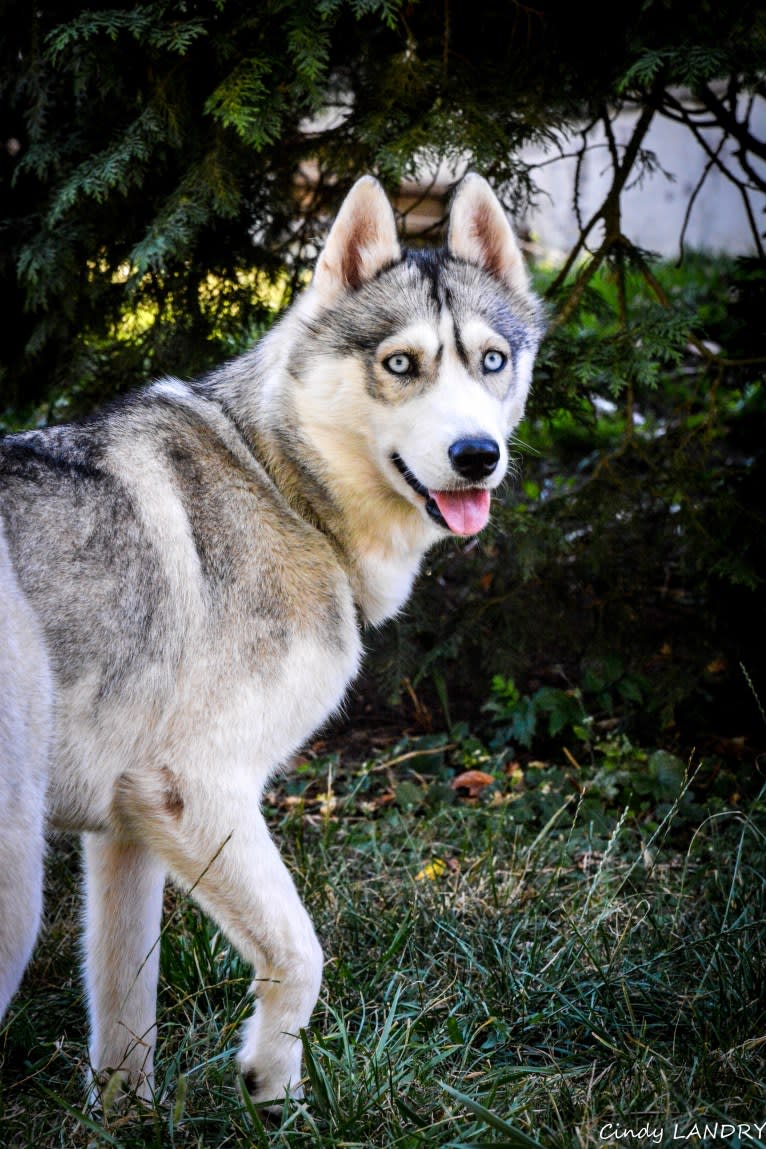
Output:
[0,525,51,1020]
[82,832,165,1103]
[115,767,323,1109]
[0,780,45,1019]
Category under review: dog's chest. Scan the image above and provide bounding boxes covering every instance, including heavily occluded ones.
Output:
[184,520,364,768]
[224,613,363,771]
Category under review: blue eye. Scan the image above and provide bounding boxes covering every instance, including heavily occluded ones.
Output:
[483,350,507,373]
[384,353,414,376]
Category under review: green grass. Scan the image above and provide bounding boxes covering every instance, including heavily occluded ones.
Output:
[1,745,765,1148]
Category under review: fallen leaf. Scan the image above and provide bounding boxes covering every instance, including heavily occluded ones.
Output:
[450,770,495,797]
[415,858,448,882]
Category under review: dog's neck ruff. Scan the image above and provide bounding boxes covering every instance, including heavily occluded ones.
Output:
[257,423,427,626]
[247,421,347,553]
[215,388,421,626]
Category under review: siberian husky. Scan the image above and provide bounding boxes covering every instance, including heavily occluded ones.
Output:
[0,174,542,1107]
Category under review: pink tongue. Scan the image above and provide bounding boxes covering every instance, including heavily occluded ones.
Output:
[430,488,491,535]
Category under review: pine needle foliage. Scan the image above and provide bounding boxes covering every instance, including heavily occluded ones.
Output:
[1,0,764,417]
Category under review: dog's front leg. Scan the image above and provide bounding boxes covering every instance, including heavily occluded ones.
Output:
[82,833,166,1104]
[115,769,323,1108]
[227,823,324,1109]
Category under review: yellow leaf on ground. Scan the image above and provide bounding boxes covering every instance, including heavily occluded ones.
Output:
[415,858,448,882]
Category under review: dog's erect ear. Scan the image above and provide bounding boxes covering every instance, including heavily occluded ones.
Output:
[447,173,528,294]
[313,176,401,304]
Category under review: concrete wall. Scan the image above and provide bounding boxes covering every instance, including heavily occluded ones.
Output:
[521,97,766,259]
[394,95,766,260]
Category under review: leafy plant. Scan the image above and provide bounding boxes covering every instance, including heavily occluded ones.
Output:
[483,674,585,750]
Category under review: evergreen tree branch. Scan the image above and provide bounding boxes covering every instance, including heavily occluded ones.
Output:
[547,82,664,325]
[659,90,765,254]
[696,80,766,164]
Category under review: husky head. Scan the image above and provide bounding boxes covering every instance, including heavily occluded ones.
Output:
[259,174,543,619]
[286,175,542,537]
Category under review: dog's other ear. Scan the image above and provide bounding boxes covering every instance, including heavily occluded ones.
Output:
[313,176,401,304]
[447,173,529,294]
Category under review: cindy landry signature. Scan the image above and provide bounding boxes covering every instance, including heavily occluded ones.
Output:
[599,1121,766,1144]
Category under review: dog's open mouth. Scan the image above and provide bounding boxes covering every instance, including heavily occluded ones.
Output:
[391,453,491,536]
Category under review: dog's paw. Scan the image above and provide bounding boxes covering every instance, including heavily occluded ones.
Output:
[86,1065,156,1115]
[240,1066,304,1118]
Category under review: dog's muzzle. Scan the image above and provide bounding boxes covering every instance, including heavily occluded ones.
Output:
[391,447,495,536]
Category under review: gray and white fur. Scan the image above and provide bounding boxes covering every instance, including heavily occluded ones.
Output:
[0,174,542,1108]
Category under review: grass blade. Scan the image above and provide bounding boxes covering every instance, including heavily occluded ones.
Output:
[441,1082,546,1148]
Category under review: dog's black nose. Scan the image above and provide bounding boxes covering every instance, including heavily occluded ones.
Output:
[448,437,500,481]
